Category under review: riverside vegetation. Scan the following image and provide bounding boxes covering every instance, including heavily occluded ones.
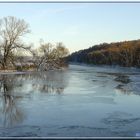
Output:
[68,39,140,67]
[0,16,69,72]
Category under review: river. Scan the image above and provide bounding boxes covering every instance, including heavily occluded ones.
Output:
[0,64,140,137]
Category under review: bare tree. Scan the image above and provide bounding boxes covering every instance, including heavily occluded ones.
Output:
[55,42,69,58]
[0,16,31,69]
[32,41,69,71]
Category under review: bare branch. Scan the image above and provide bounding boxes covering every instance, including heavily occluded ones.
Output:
[0,16,30,69]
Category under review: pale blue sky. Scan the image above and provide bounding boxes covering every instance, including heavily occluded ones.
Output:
[0,3,140,53]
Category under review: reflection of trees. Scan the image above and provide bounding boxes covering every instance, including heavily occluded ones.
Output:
[32,84,64,94]
[115,84,137,96]
[31,71,69,94]
[0,75,25,128]
[0,70,69,127]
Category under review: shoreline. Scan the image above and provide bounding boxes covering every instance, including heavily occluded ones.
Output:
[0,63,139,75]
[0,67,68,75]
[69,62,140,70]
[0,69,36,75]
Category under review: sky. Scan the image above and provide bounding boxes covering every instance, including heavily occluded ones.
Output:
[0,3,140,53]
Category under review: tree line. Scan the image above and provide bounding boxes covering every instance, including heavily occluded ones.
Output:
[68,40,140,67]
[0,16,69,71]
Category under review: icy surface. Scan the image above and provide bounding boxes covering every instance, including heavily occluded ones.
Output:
[0,64,140,137]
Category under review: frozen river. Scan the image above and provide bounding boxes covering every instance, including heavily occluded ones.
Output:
[0,64,140,137]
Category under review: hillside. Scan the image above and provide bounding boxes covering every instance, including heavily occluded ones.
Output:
[68,39,140,67]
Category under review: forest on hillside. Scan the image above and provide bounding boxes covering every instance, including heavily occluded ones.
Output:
[68,40,140,67]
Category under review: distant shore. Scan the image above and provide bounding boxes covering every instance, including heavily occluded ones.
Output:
[69,62,140,70]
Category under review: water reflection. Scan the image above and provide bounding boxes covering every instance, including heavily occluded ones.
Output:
[31,71,68,94]
[0,75,25,128]
[0,70,69,127]
[115,84,133,95]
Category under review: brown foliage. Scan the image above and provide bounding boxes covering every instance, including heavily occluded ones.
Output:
[69,39,140,67]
